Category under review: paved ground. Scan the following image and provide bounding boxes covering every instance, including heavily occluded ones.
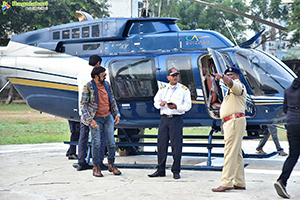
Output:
[0,141,299,200]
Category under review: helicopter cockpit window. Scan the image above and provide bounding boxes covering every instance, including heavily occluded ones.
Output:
[110,58,157,102]
[82,26,89,38]
[234,49,294,96]
[72,28,80,38]
[92,25,99,37]
[62,30,70,39]
[166,56,197,100]
[53,31,60,40]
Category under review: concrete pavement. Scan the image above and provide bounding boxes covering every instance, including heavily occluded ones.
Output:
[0,141,299,200]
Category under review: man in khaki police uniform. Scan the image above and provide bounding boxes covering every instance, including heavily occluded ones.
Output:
[212,67,247,192]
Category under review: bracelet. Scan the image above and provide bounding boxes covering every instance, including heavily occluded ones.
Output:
[221,74,224,79]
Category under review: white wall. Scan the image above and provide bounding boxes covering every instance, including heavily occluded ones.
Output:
[107,0,139,18]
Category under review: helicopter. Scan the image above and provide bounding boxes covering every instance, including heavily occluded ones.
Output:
[0,1,296,167]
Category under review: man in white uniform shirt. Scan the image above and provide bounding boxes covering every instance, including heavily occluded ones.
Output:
[148,67,192,179]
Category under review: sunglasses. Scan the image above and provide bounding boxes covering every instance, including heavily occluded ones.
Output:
[98,73,106,77]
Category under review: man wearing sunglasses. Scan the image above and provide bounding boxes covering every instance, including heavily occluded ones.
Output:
[212,67,247,192]
[81,66,121,177]
[77,55,108,171]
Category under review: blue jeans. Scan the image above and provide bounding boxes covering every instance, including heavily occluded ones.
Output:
[256,125,283,151]
[78,122,106,166]
[90,114,116,165]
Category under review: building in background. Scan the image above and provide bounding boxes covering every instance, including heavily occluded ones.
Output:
[107,0,139,18]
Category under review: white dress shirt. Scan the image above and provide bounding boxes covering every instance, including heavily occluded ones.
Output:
[77,65,93,116]
[154,82,192,115]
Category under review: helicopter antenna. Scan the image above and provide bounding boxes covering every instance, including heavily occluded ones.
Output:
[222,19,239,47]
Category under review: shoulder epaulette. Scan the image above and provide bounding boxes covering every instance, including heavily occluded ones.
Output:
[182,85,188,90]
[160,85,166,89]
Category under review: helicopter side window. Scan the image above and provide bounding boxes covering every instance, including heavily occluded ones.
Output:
[92,25,99,37]
[53,31,60,40]
[83,43,100,51]
[62,30,70,39]
[82,26,89,38]
[72,28,80,38]
[128,22,140,36]
[109,58,157,102]
[166,56,196,100]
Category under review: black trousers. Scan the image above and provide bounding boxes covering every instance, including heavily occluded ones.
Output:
[67,120,80,155]
[77,122,90,165]
[157,115,183,173]
[278,124,300,186]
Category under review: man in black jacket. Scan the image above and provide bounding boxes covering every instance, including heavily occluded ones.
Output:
[274,68,300,199]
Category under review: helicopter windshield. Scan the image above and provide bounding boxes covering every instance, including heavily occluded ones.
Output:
[234,49,294,96]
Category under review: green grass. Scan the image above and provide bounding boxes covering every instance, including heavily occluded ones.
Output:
[0,118,70,145]
[0,102,33,111]
[144,127,219,141]
[0,103,70,145]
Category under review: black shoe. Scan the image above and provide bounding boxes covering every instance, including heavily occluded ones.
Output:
[274,180,290,199]
[173,172,180,179]
[68,154,78,160]
[148,171,165,178]
[100,163,108,170]
[77,163,93,171]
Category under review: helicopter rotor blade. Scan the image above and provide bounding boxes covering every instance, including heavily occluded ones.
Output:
[187,0,289,31]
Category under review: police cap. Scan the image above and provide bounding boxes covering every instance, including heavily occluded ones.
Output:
[224,67,241,75]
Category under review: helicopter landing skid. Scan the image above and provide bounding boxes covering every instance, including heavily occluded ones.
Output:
[65,127,277,171]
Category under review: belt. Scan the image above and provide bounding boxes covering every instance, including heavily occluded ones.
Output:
[163,114,181,118]
[223,113,245,122]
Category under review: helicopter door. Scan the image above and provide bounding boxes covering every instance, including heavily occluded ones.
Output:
[207,48,228,95]
[207,48,256,119]
[199,50,224,119]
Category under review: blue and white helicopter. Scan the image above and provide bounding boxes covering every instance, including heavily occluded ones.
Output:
[0,1,295,168]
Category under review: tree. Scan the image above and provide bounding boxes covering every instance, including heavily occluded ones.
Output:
[149,0,248,44]
[248,0,289,49]
[0,0,110,43]
[149,0,178,17]
[288,0,300,47]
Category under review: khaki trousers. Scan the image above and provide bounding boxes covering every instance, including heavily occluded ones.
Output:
[221,117,246,188]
